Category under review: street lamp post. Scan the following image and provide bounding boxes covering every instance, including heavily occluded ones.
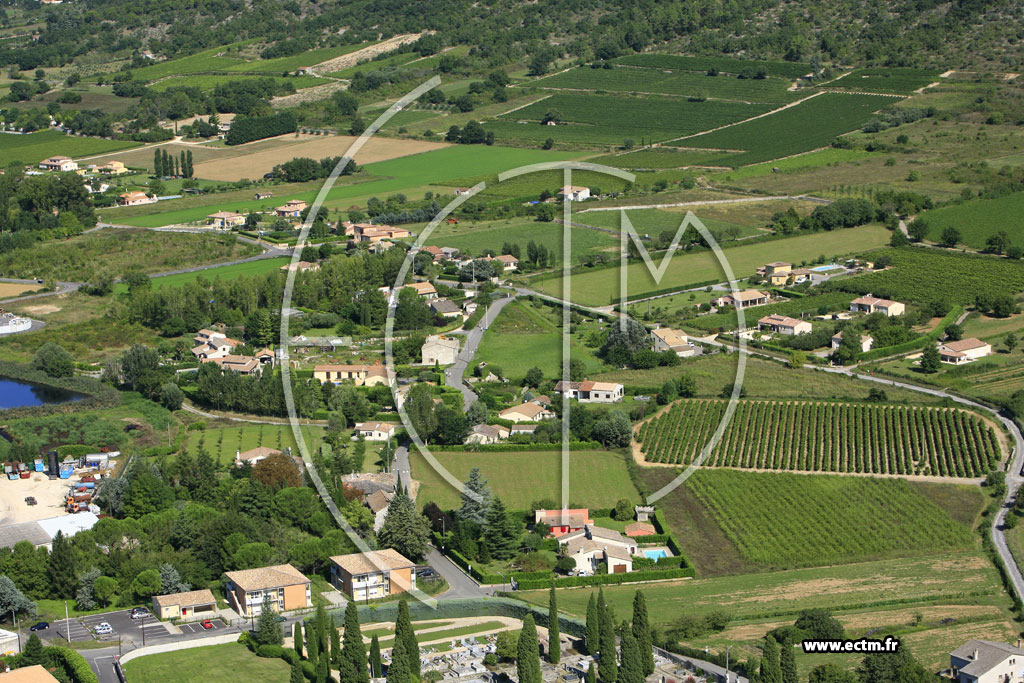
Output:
[10,610,20,651]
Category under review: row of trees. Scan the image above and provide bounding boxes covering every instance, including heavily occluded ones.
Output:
[153,148,193,179]
[226,111,298,146]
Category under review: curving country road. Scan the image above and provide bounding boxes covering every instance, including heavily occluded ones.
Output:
[443,292,517,410]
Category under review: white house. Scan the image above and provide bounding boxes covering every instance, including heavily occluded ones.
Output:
[191,331,242,360]
[235,446,282,467]
[498,402,556,423]
[465,424,510,445]
[850,295,905,317]
[831,331,874,353]
[651,328,697,357]
[354,422,396,441]
[939,338,993,365]
[39,156,78,172]
[553,381,624,403]
[558,185,590,201]
[757,314,812,336]
[422,335,460,365]
[557,525,637,575]
[711,290,770,309]
[493,254,519,271]
[950,639,1024,683]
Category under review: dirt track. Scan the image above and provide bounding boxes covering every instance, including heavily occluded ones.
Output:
[312,32,429,75]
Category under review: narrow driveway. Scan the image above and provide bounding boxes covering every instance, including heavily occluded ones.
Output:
[425,546,486,599]
[444,292,516,410]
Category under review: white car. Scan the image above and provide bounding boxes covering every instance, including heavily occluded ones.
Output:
[94,623,113,635]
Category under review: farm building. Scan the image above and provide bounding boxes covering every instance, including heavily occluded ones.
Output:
[558,185,590,201]
[850,295,905,317]
[553,380,624,403]
[831,331,874,353]
[535,508,593,537]
[329,549,416,601]
[313,364,395,387]
[758,314,812,336]
[151,589,217,620]
[950,639,1024,683]
[224,564,311,617]
[206,211,247,228]
[422,335,460,365]
[712,290,770,309]
[39,156,78,172]
[499,402,556,423]
[354,421,395,441]
[651,327,698,357]
[939,338,992,365]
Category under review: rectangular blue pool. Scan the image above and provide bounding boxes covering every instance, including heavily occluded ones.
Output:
[643,549,668,560]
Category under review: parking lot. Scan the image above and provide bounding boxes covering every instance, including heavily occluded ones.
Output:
[178,619,227,635]
[49,607,229,646]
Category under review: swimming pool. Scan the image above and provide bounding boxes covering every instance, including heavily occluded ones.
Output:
[643,549,668,560]
[810,263,841,272]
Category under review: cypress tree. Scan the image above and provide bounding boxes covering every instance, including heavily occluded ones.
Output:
[780,637,797,683]
[393,598,419,680]
[173,157,179,178]
[180,151,186,179]
[315,604,329,656]
[186,149,194,177]
[631,590,654,676]
[289,661,303,683]
[306,619,319,662]
[369,634,382,678]
[153,149,162,177]
[161,149,171,179]
[293,621,303,659]
[617,622,644,683]
[330,614,341,666]
[315,650,329,683]
[516,613,542,683]
[387,636,410,683]
[598,591,617,682]
[548,580,560,664]
[342,601,369,682]
[588,661,597,683]
[761,636,782,683]
[586,592,600,655]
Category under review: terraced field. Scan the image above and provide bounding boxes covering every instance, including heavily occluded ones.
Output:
[668,92,897,166]
[636,399,1002,477]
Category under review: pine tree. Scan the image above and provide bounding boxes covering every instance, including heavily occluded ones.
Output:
[393,598,419,680]
[255,595,283,645]
[780,637,797,683]
[617,622,644,683]
[47,530,77,599]
[483,496,517,560]
[387,636,410,683]
[369,634,382,678]
[330,615,341,666]
[153,149,162,178]
[21,634,44,666]
[761,637,782,683]
[517,613,542,683]
[293,621,303,659]
[342,601,369,682]
[631,591,654,676]
[586,592,600,655]
[289,661,304,683]
[379,486,431,561]
[547,580,560,664]
[598,589,617,682]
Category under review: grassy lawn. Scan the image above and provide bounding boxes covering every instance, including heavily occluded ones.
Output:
[423,217,618,262]
[123,642,288,683]
[577,207,763,241]
[473,298,608,380]
[530,224,891,306]
[375,620,509,648]
[184,423,326,466]
[917,192,1024,250]
[0,129,140,165]
[0,229,259,282]
[112,256,290,293]
[410,449,639,511]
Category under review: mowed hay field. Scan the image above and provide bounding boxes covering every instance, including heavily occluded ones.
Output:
[0,282,43,299]
[409,449,639,511]
[0,129,140,165]
[192,134,451,181]
[532,224,891,306]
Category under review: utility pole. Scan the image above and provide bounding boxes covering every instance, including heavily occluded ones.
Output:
[725,645,731,683]
[11,610,20,651]
[64,600,70,643]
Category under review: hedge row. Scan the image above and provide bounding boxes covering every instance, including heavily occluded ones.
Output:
[515,567,695,590]
[49,646,99,683]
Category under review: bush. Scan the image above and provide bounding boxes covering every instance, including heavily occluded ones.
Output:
[257,644,285,658]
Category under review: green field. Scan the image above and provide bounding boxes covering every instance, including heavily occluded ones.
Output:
[116,43,250,82]
[123,642,288,683]
[670,93,897,166]
[473,299,606,379]
[612,54,811,79]
[518,549,999,624]
[533,65,801,103]
[113,256,289,292]
[221,42,373,73]
[185,423,325,466]
[148,73,322,92]
[824,247,1024,306]
[576,207,763,241]
[0,129,140,165]
[102,145,587,227]
[423,217,618,261]
[591,147,738,169]
[916,192,1024,250]
[637,400,1001,477]
[685,291,856,331]
[707,147,873,181]
[492,93,773,145]
[532,224,891,306]
[823,67,941,94]
[410,449,639,511]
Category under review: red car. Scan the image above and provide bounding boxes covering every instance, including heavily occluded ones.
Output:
[200,620,214,630]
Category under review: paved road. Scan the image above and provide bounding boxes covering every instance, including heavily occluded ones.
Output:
[0,279,82,305]
[393,443,411,492]
[425,546,486,599]
[444,293,517,410]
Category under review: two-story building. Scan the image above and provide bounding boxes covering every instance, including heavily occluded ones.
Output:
[850,295,905,317]
[275,199,307,218]
[39,156,78,172]
[224,564,311,617]
[950,639,1024,683]
[329,549,416,601]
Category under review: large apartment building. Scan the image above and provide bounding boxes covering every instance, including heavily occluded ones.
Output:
[224,564,311,617]
[329,549,416,601]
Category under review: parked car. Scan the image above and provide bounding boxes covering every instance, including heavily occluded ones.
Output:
[273,615,286,623]
[94,623,113,635]
[130,608,150,619]
[200,620,214,630]
[416,567,438,579]
[29,622,48,632]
